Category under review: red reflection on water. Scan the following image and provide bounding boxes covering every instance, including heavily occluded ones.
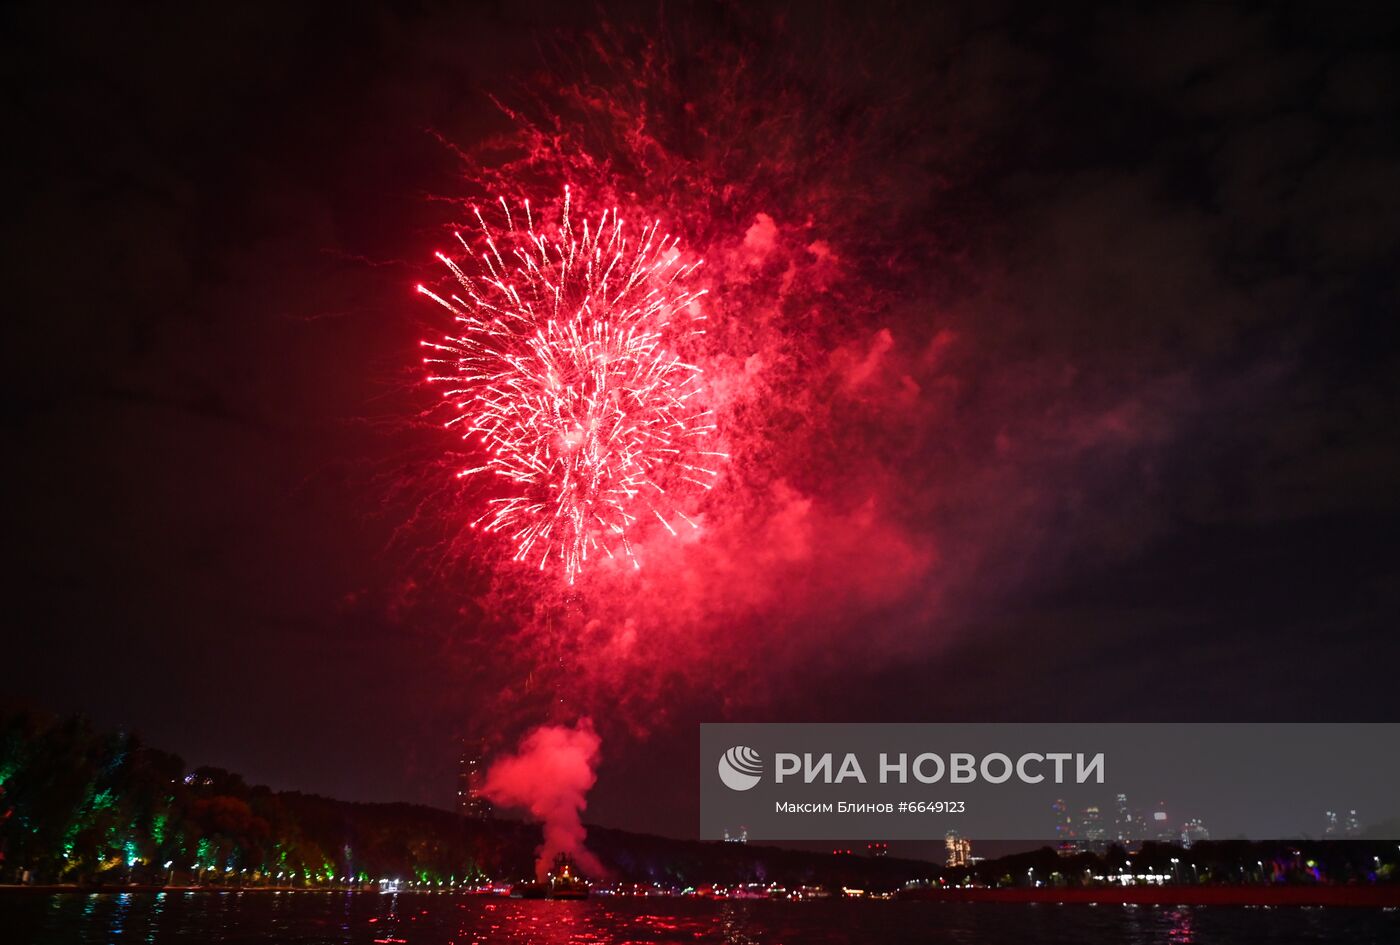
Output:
[1166,906,1196,944]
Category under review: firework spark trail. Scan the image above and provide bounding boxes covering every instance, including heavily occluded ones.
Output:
[419,188,724,584]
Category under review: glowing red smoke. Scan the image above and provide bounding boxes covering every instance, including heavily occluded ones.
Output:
[402,13,1189,816]
[406,21,952,735]
[481,719,606,881]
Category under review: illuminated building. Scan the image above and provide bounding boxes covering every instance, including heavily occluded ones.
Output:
[1113,793,1141,851]
[1151,802,1174,842]
[1080,805,1107,853]
[1180,818,1210,848]
[457,738,492,820]
[1322,808,1362,839]
[1052,798,1078,855]
[944,831,971,868]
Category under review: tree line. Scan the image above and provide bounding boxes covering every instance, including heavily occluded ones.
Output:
[0,709,524,885]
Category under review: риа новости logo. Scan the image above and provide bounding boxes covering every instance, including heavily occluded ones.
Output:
[718,746,763,791]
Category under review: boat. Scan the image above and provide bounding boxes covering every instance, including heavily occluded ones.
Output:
[547,854,589,900]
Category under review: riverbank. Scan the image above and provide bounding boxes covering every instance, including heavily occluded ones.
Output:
[898,885,1400,907]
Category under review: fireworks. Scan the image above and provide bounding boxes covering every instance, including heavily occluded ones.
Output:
[418,189,723,583]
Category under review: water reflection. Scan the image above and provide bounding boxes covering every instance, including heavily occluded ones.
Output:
[144,891,166,944]
[719,901,759,945]
[1165,905,1195,944]
[109,891,132,940]
[5,893,1399,945]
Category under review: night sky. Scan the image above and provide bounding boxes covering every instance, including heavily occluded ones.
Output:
[5,1,1399,845]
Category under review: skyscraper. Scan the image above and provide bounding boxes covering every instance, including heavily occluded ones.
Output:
[457,738,492,820]
[1080,805,1107,854]
[1151,801,1174,843]
[945,831,971,868]
[1052,799,1078,855]
[1180,818,1210,848]
[1113,793,1140,850]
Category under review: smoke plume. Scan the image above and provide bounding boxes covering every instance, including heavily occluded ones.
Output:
[481,719,606,882]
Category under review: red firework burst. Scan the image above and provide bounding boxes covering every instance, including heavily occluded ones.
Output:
[418,188,724,583]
